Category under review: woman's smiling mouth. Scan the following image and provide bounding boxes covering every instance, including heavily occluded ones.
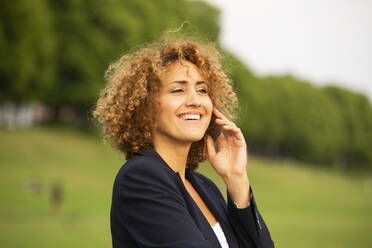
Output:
[177,112,203,122]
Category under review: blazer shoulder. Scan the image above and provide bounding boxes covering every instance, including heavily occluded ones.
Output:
[113,153,180,194]
[111,154,187,213]
[116,154,168,178]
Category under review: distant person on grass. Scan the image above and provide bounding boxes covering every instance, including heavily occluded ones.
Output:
[93,31,274,248]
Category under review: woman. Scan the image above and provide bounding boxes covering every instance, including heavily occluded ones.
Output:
[93,35,274,248]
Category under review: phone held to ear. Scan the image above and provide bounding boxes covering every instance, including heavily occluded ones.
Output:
[208,113,222,143]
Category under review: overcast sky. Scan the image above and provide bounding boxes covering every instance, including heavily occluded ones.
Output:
[205,0,372,100]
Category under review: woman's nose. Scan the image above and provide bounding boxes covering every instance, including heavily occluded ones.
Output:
[185,89,201,107]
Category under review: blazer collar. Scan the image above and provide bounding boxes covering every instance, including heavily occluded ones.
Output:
[186,170,240,248]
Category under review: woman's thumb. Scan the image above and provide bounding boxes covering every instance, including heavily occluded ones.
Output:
[206,135,216,158]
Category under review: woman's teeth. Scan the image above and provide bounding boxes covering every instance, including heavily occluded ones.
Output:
[180,114,201,120]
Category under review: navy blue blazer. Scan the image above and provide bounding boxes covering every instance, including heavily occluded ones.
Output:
[110,147,275,248]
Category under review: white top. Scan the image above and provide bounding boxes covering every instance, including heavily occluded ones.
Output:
[212,222,229,248]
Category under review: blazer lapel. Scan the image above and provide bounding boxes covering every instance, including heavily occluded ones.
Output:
[186,170,240,248]
[185,170,223,247]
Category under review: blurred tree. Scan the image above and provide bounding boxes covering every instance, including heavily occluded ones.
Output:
[46,0,220,111]
[1,0,219,111]
[225,53,371,169]
[324,86,372,168]
[0,0,55,103]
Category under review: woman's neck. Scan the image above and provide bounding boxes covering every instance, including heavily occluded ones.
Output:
[153,138,191,182]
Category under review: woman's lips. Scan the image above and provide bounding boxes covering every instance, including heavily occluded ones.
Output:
[177,114,203,124]
[177,111,203,120]
[178,114,201,120]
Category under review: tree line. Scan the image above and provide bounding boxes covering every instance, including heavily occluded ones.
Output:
[226,53,372,169]
[1,0,371,169]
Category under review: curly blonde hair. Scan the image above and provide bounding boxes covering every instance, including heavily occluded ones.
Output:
[92,34,238,170]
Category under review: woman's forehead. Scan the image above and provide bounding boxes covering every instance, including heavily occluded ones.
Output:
[162,60,204,83]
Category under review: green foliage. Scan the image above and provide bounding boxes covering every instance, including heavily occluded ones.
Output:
[225,52,372,168]
[0,0,55,102]
[1,0,220,106]
[324,86,372,167]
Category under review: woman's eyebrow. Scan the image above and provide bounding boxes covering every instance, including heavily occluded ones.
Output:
[169,80,187,85]
[196,81,206,86]
[168,80,207,86]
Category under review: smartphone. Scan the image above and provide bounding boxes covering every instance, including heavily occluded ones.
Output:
[207,113,223,143]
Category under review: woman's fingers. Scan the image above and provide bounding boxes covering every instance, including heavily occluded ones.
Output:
[215,118,236,128]
[213,108,229,122]
[214,109,236,127]
[213,108,226,118]
[214,112,239,134]
[213,108,245,145]
[216,118,245,142]
[222,125,240,133]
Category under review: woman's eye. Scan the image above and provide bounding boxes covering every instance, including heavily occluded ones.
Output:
[171,88,184,93]
[198,88,208,94]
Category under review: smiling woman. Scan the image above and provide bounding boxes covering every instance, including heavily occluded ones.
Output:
[92,32,274,248]
[154,60,213,147]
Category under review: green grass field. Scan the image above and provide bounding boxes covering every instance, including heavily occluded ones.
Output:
[1,126,371,248]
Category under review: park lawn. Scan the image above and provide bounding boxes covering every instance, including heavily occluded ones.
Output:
[0,126,371,248]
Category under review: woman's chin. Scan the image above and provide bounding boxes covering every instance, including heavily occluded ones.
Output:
[172,131,205,143]
[184,133,206,143]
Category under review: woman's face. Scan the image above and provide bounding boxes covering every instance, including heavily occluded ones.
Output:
[152,60,213,145]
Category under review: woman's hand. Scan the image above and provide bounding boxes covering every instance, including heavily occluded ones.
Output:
[206,108,250,208]
[206,108,247,179]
